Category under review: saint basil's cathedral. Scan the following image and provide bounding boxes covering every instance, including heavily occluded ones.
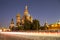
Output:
[9,5,33,29]
[9,5,60,30]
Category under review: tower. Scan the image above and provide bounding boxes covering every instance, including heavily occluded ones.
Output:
[57,20,60,24]
[29,16,33,22]
[44,21,49,27]
[24,5,29,16]
[22,5,33,24]
[44,20,49,30]
[9,18,15,29]
[16,13,21,26]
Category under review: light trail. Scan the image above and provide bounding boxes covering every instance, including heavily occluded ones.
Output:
[0,30,2,32]
[0,32,60,37]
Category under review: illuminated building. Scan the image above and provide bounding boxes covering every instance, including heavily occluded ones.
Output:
[44,21,49,27]
[9,5,33,28]
[16,13,21,26]
[44,21,49,30]
[22,5,33,24]
[16,5,33,26]
[9,18,15,29]
[44,20,60,30]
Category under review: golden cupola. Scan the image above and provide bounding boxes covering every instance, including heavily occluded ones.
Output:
[16,13,21,26]
[16,13,20,17]
[24,5,29,16]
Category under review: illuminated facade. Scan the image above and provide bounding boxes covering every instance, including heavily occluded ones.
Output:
[44,21,49,30]
[44,20,60,30]
[16,5,33,26]
[22,5,33,24]
[16,13,21,26]
[44,21,49,27]
[9,5,33,27]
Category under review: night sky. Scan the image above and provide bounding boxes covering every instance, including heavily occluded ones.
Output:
[0,0,60,27]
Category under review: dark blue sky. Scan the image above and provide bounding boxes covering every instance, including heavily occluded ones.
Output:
[0,0,60,27]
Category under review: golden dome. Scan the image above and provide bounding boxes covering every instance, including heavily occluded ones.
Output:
[51,24,54,27]
[16,13,20,17]
[24,5,29,16]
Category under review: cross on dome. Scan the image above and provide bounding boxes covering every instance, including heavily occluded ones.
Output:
[25,5,28,10]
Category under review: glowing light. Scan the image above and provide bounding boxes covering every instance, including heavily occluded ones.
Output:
[0,29,2,32]
[0,32,60,37]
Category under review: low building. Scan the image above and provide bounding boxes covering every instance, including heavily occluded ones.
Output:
[44,20,60,30]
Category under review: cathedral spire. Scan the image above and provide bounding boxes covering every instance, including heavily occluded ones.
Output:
[45,20,48,24]
[57,20,60,24]
[11,18,14,24]
[9,18,15,29]
[44,20,49,27]
[25,5,28,10]
[16,13,21,26]
[24,5,29,16]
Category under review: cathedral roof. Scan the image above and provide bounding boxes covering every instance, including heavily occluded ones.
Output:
[26,13,30,16]
[16,13,20,17]
[11,18,14,24]
[24,5,29,16]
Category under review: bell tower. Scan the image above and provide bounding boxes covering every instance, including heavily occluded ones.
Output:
[9,18,15,29]
[16,13,21,26]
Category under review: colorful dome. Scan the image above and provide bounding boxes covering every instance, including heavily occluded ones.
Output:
[16,13,20,17]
